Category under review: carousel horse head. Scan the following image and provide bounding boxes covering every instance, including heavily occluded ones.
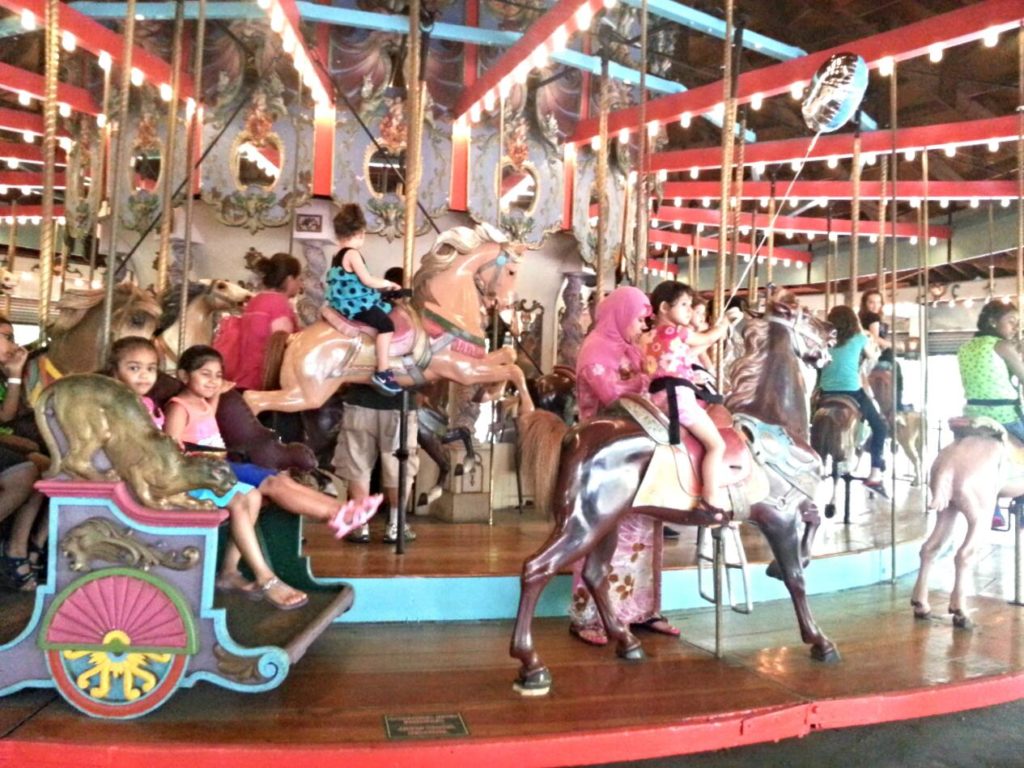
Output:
[156,279,253,364]
[0,267,16,295]
[411,222,520,317]
[46,282,163,373]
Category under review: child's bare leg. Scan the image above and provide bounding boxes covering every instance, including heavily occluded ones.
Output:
[224,490,306,608]
[375,332,393,372]
[686,412,728,510]
[5,491,44,559]
[259,474,337,521]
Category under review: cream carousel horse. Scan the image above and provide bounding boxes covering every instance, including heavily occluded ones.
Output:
[155,279,253,370]
[243,224,535,416]
[911,422,1024,629]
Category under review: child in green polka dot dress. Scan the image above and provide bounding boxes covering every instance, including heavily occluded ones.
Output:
[327,204,403,396]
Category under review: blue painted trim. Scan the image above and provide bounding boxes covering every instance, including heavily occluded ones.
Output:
[0,19,24,40]
[0,678,55,698]
[620,0,805,61]
[321,538,922,623]
[71,2,259,21]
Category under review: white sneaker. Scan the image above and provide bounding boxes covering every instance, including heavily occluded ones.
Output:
[383,523,416,543]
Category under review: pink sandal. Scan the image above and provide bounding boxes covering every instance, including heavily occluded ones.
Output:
[328,494,384,539]
[569,623,608,647]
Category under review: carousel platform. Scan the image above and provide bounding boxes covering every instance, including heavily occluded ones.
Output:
[4,478,1024,765]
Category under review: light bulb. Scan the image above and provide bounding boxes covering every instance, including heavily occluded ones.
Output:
[62,31,77,52]
[131,68,144,87]
[751,93,763,111]
[689,167,699,180]
[679,112,691,128]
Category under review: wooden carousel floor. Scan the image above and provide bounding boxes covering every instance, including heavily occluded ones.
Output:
[4,481,1024,767]
[3,564,1024,767]
[303,475,932,578]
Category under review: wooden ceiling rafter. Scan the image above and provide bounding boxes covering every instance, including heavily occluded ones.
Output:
[572,0,1023,144]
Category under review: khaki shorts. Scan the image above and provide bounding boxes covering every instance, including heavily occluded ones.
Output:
[332,404,420,489]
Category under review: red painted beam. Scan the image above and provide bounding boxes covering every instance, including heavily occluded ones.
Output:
[648,229,812,265]
[652,116,1021,172]
[0,62,98,116]
[573,0,1024,143]
[0,170,68,188]
[659,179,1018,202]
[0,141,67,166]
[653,205,949,240]
[454,0,603,121]
[0,0,195,101]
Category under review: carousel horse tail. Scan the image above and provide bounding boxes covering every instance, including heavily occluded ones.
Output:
[517,409,568,516]
[928,445,957,511]
[260,330,290,390]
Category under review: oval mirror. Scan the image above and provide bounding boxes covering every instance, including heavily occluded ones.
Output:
[130,143,162,193]
[366,148,406,197]
[232,131,284,191]
[498,159,538,215]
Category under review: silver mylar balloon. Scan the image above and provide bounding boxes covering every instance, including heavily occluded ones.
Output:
[801,53,869,133]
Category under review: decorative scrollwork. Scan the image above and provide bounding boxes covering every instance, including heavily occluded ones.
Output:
[61,518,201,574]
[213,644,270,684]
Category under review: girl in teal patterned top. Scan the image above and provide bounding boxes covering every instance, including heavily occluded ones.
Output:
[326,204,403,396]
[958,299,1024,442]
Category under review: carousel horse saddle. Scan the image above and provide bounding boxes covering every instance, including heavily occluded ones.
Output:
[814,394,861,420]
[733,413,822,500]
[616,394,752,494]
[948,415,1006,441]
[321,305,417,356]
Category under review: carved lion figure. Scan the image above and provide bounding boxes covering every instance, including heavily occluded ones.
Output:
[35,374,236,510]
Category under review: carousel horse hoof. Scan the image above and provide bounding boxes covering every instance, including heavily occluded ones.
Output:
[513,667,552,697]
[810,642,841,664]
[616,642,645,662]
[910,600,931,620]
[824,502,836,519]
[454,464,465,476]
[950,610,974,630]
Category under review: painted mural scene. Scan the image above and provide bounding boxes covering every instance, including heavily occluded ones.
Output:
[1,0,1024,764]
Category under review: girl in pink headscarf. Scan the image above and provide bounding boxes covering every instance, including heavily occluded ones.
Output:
[569,286,680,645]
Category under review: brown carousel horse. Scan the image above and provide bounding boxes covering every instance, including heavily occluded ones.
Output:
[154,279,253,370]
[527,365,577,424]
[243,223,535,417]
[510,294,838,695]
[810,393,863,523]
[24,283,163,406]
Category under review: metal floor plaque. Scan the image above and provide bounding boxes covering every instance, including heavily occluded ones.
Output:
[384,713,470,740]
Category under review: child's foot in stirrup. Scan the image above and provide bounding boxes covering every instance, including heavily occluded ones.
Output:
[694,498,729,527]
[370,369,402,396]
[992,507,1009,531]
[328,494,384,539]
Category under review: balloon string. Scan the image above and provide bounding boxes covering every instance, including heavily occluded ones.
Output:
[720,130,823,316]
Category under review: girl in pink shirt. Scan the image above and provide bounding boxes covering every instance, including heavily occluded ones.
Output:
[645,281,730,515]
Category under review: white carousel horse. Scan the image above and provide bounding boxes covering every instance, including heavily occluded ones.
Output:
[155,279,253,369]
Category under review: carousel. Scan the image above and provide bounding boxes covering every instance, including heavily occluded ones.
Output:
[1,0,1024,765]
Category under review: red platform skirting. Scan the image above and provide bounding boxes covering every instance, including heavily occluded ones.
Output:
[3,669,1024,768]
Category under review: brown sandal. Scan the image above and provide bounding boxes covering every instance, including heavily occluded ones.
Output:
[693,498,729,527]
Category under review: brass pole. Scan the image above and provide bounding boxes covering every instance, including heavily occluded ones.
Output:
[877,155,887,294]
[634,0,648,288]
[402,0,424,287]
[102,0,137,359]
[765,184,776,288]
[594,55,610,309]
[888,60,899,585]
[848,129,862,305]
[5,204,16,318]
[39,0,61,334]
[715,0,736,388]
[155,0,185,295]
[178,0,205,356]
